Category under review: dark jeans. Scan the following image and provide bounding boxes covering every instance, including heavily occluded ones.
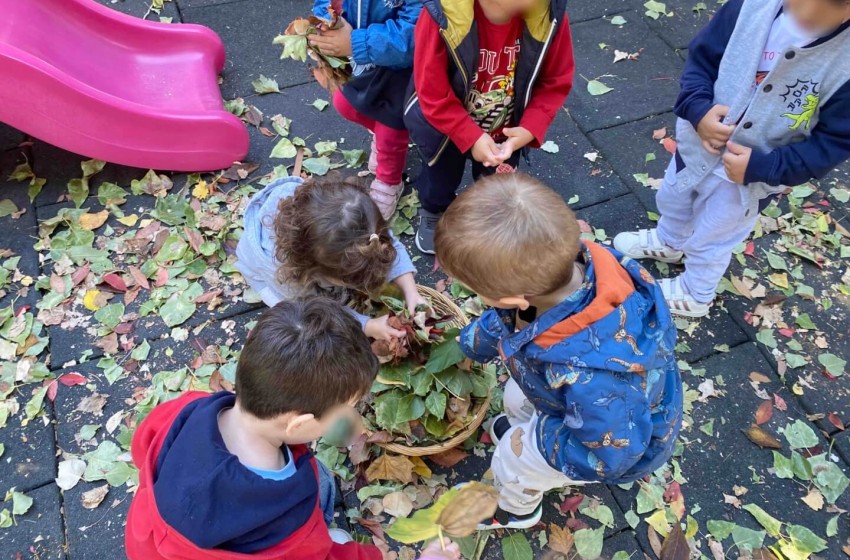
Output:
[417,141,522,214]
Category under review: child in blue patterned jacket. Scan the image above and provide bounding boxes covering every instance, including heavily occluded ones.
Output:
[434,173,683,529]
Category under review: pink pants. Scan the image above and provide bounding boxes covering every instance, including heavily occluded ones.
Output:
[332,90,409,185]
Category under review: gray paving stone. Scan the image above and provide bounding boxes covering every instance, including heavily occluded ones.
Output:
[1,483,66,560]
[613,343,850,559]
[63,480,130,560]
[574,192,652,238]
[0,404,57,495]
[567,15,684,132]
[181,0,314,98]
[0,154,40,311]
[92,0,181,21]
[567,0,632,24]
[639,0,715,50]
[0,124,23,153]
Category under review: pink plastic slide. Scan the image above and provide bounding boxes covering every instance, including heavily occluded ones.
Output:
[0,0,249,172]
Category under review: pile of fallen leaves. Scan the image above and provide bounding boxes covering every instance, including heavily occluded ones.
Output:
[273,0,351,92]
[360,294,497,447]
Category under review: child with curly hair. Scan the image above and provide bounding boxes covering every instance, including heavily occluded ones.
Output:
[236,174,426,341]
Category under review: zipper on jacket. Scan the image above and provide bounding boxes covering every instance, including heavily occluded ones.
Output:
[404,93,419,115]
[428,136,452,166]
[524,18,557,108]
[357,0,362,28]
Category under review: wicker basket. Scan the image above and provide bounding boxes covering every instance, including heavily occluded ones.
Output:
[376,285,491,457]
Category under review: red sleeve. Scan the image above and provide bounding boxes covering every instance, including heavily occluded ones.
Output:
[519,14,575,147]
[414,12,484,154]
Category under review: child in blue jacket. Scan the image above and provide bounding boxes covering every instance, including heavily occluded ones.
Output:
[309,0,422,220]
[435,173,683,529]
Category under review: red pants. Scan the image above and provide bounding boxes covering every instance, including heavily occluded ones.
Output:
[333,91,408,185]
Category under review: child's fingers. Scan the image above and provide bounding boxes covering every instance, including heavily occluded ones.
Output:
[702,140,721,155]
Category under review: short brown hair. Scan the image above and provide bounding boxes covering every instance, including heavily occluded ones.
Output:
[435,173,581,298]
[235,297,378,419]
[274,174,396,295]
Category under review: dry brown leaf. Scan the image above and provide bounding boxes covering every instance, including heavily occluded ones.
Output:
[752,548,781,560]
[733,485,748,496]
[382,491,414,518]
[723,493,742,509]
[79,210,109,231]
[652,127,668,140]
[81,484,109,509]
[708,538,725,560]
[754,400,773,425]
[75,394,107,416]
[549,523,575,555]
[510,428,524,457]
[801,489,825,511]
[731,275,753,299]
[647,525,663,558]
[436,481,499,538]
[428,447,469,468]
[365,454,414,484]
[743,424,782,449]
[660,523,689,560]
[749,372,772,384]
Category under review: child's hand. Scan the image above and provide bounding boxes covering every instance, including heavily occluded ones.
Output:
[365,315,406,341]
[308,18,353,57]
[471,133,503,167]
[405,293,431,318]
[696,104,734,155]
[722,141,752,184]
[419,539,461,560]
[497,126,534,161]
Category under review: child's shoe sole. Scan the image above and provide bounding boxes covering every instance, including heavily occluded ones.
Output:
[477,503,543,530]
[613,230,684,264]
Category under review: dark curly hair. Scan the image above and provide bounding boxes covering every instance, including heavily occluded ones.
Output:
[273,174,396,295]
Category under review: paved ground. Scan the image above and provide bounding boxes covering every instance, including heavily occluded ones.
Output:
[2,0,849,558]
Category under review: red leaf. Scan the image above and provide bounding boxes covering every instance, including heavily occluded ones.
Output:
[559,493,584,514]
[828,412,845,431]
[663,481,682,503]
[773,393,787,411]
[349,433,370,465]
[183,226,203,254]
[661,137,677,154]
[565,517,589,531]
[778,328,796,338]
[744,241,755,257]
[113,322,134,335]
[660,523,689,560]
[58,373,88,387]
[479,431,492,445]
[45,379,58,402]
[195,289,222,304]
[755,400,773,425]
[155,268,169,287]
[102,272,127,292]
[427,447,469,468]
[71,263,91,287]
[128,266,150,290]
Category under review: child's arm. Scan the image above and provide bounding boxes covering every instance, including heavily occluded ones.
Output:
[413,12,485,154]
[458,309,516,362]
[739,83,850,186]
[673,0,744,129]
[349,0,423,68]
[513,15,575,149]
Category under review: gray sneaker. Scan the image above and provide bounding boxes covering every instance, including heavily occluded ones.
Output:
[416,209,442,255]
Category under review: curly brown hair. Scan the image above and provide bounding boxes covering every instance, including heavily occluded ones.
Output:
[273,174,396,295]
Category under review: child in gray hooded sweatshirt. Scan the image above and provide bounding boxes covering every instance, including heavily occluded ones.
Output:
[236,175,424,341]
[614,0,850,318]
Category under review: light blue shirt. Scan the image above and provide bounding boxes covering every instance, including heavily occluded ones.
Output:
[245,446,296,481]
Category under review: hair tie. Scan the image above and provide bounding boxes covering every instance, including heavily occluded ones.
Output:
[369,233,379,242]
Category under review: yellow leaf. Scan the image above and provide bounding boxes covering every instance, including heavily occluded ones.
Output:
[117,214,139,227]
[409,456,432,479]
[801,489,824,511]
[78,210,109,231]
[365,454,414,484]
[192,180,210,200]
[768,273,789,289]
[646,510,671,538]
[83,289,103,311]
[792,383,804,395]
[685,515,699,539]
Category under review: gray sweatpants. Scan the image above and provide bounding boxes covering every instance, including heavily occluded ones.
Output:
[491,379,592,515]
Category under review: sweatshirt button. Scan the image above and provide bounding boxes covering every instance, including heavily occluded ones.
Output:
[743,122,753,129]
[763,84,773,93]
[785,50,796,59]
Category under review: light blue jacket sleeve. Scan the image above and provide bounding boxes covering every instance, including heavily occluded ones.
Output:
[388,234,415,282]
[350,0,422,68]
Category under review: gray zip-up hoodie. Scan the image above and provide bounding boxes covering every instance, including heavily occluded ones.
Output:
[235,176,416,328]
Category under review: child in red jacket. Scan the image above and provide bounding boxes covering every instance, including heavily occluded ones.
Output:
[403,0,574,254]
[125,298,383,560]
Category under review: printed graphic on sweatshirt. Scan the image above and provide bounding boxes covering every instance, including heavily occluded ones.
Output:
[466,40,521,135]
[780,79,820,130]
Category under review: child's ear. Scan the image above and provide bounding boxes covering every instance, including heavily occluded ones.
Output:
[498,296,531,310]
[285,413,316,435]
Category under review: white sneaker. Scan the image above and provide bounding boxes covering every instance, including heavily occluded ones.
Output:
[658,276,712,318]
[613,228,684,263]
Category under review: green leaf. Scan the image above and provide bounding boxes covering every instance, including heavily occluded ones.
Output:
[756,329,777,349]
[501,533,533,560]
[270,137,297,159]
[610,15,627,24]
[160,291,197,328]
[105,461,136,487]
[156,234,189,263]
[425,391,447,418]
[98,356,126,385]
[809,454,850,504]
[818,353,846,377]
[826,515,839,537]
[408,370,434,396]
[766,252,788,271]
[790,451,813,481]
[425,336,465,374]
[9,490,33,516]
[625,509,639,529]
[742,504,782,537]
[699,419,714,436]
[645,152,656,163]
[773,451,794,478]
[540,140,559,153]
[251,74,280,94]
[342,149,365,167]
[787,524,828,553]
[374,391,425,432]
[580,503,615,528]
[81,159,106,178]
[635,481,665,514]
[790,184,815,199]
[7,162,35,182]
[68,178,89,208]
[830,187,850,203]
[25,386,48,421]
[707,519,736,541]
[731,526,766,552]
[79,424,99,441]
[302,157,331,176]
[587,79,614,96]
[28,177,46,203]
[97,182,127,206]
[385,488,457,543]
[94,303,125,330]
[782,420,819,449]
[0,199,19,218]
[433,367,473,398]
[644,0,667,15]
[0,508,11,528]
[794,313,817,330]
[275,34,308,61]
[311,98,330,111]
[314,141,338,155]
[574,526,605,559]
[785,353,807,369]
[83,441,123,482]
